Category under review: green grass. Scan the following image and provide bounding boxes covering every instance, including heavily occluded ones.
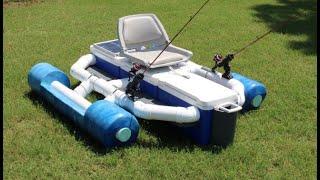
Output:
[3,0,317,179]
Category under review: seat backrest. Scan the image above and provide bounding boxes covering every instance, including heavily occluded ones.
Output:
[118,14,170,50]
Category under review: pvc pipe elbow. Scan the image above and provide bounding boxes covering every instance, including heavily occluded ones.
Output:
[132,101,152,119]
[70,65,92,81]
[184,106,200,123]
[228,79,245,106]
[76,54,96,68]
[191,67,245,106]
[131,101,200,123]
[70,54,96,81]
[174,106,199,123]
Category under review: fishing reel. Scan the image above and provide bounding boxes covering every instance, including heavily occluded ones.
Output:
[211,53,234,80]
[128,63,144,81]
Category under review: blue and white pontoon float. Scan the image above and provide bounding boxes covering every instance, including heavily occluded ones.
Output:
[28,14,266,148]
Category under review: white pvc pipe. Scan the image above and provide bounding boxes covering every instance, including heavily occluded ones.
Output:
[110,90,200,123]
[108,79,129,89]
[70,54,200,123]
[132,101,200,123]
[93,77,200,123]
[189,66,246,106]
[74,79,94,97]
[51,81,91,110]
[92,78,117,95]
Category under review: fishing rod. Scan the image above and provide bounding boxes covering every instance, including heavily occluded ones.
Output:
[211,16,296,79]
[125,0,210,99]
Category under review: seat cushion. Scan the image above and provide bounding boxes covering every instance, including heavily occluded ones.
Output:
[127,50,184,67]
[123,16,163,45]
[118,14,170,50]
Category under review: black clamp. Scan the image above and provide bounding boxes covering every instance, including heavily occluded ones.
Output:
[125,73,144,100]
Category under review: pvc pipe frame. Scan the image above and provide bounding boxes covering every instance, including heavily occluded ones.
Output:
[51,80,92,110]
[70,54,200,123]
[185,64,246,106]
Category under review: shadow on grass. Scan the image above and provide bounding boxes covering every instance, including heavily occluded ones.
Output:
[24,89,230,155]
[251,0,317,55]
[136,120,225,154]
[24,90,113,156]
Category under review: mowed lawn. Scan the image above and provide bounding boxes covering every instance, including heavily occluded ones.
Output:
[3,0,317,179]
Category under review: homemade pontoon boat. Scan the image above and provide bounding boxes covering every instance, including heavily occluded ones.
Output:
[28,14,266,148]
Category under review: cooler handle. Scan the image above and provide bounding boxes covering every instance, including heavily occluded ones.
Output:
[216,102,242,113]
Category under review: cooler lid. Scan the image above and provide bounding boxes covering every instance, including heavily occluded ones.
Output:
[155,70,239,110]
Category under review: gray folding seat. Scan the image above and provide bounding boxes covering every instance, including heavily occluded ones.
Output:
[118,14,193,68]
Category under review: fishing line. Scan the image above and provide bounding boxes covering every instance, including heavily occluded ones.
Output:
[125,0,211,99]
